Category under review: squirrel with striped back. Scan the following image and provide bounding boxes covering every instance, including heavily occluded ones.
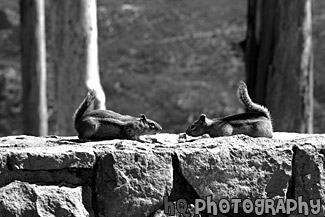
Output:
[73,90,162,142]
[186,81,273,138]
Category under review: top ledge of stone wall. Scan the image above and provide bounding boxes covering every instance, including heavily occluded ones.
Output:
[0,132,324,150]
[0,133,324,168]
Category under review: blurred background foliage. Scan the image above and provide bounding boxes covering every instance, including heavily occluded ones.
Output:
[0,0,324,135]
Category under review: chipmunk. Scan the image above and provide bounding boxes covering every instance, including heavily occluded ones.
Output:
[73,90,162,141]
[186,81,273,138]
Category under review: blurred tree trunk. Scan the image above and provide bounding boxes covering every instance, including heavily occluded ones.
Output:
[48,0,106,135]
[245,0,313,133]
[20,0,48,136]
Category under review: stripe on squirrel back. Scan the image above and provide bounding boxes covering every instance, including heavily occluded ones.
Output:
[237,81,271,119]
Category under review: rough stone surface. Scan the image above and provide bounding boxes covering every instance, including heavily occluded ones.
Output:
[95,148,173,217]
[288,143,325,217]
[0,133,324,217]
[178,136,292,200]
[0,180,89,217]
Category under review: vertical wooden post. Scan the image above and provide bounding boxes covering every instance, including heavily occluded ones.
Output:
[49,0,105,136]
[20,0,48,136]
[245,0,313,133]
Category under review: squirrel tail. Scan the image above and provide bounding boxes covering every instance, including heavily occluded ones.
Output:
[237,81,271,119]
[73,90,96,127]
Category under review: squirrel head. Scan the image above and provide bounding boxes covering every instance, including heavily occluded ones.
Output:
[185,113,208,137]
[137,114,162,135]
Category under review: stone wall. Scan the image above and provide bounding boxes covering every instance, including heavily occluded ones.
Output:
[0,133,324,217]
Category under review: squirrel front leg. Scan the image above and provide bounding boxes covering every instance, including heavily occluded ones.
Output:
[76,118,98,142]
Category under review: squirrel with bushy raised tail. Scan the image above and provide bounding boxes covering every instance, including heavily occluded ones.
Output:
[73,90,162,142]
[185,81,273,138]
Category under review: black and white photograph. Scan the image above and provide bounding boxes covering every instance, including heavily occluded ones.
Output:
[0,0,324,216]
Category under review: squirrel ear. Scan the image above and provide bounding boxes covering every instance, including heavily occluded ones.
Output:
[139,114,147,121]
[199,114,206,122]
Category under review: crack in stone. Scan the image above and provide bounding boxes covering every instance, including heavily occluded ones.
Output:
[148,152,209,217]
[0,168,93,188]
[91,153,100,217]
[286,145,297,201]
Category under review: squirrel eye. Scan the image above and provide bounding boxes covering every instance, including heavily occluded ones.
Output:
[190,124,196,130]
[149,123,156,128]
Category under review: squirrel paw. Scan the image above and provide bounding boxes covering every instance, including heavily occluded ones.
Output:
[201,134,211,138]
[138,137,162,144]
[78,137,92,143]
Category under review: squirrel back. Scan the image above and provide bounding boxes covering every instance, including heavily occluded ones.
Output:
[237,81,271,119]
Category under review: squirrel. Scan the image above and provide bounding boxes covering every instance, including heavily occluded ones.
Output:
[185,81,273,138]
[73,90,162,142]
